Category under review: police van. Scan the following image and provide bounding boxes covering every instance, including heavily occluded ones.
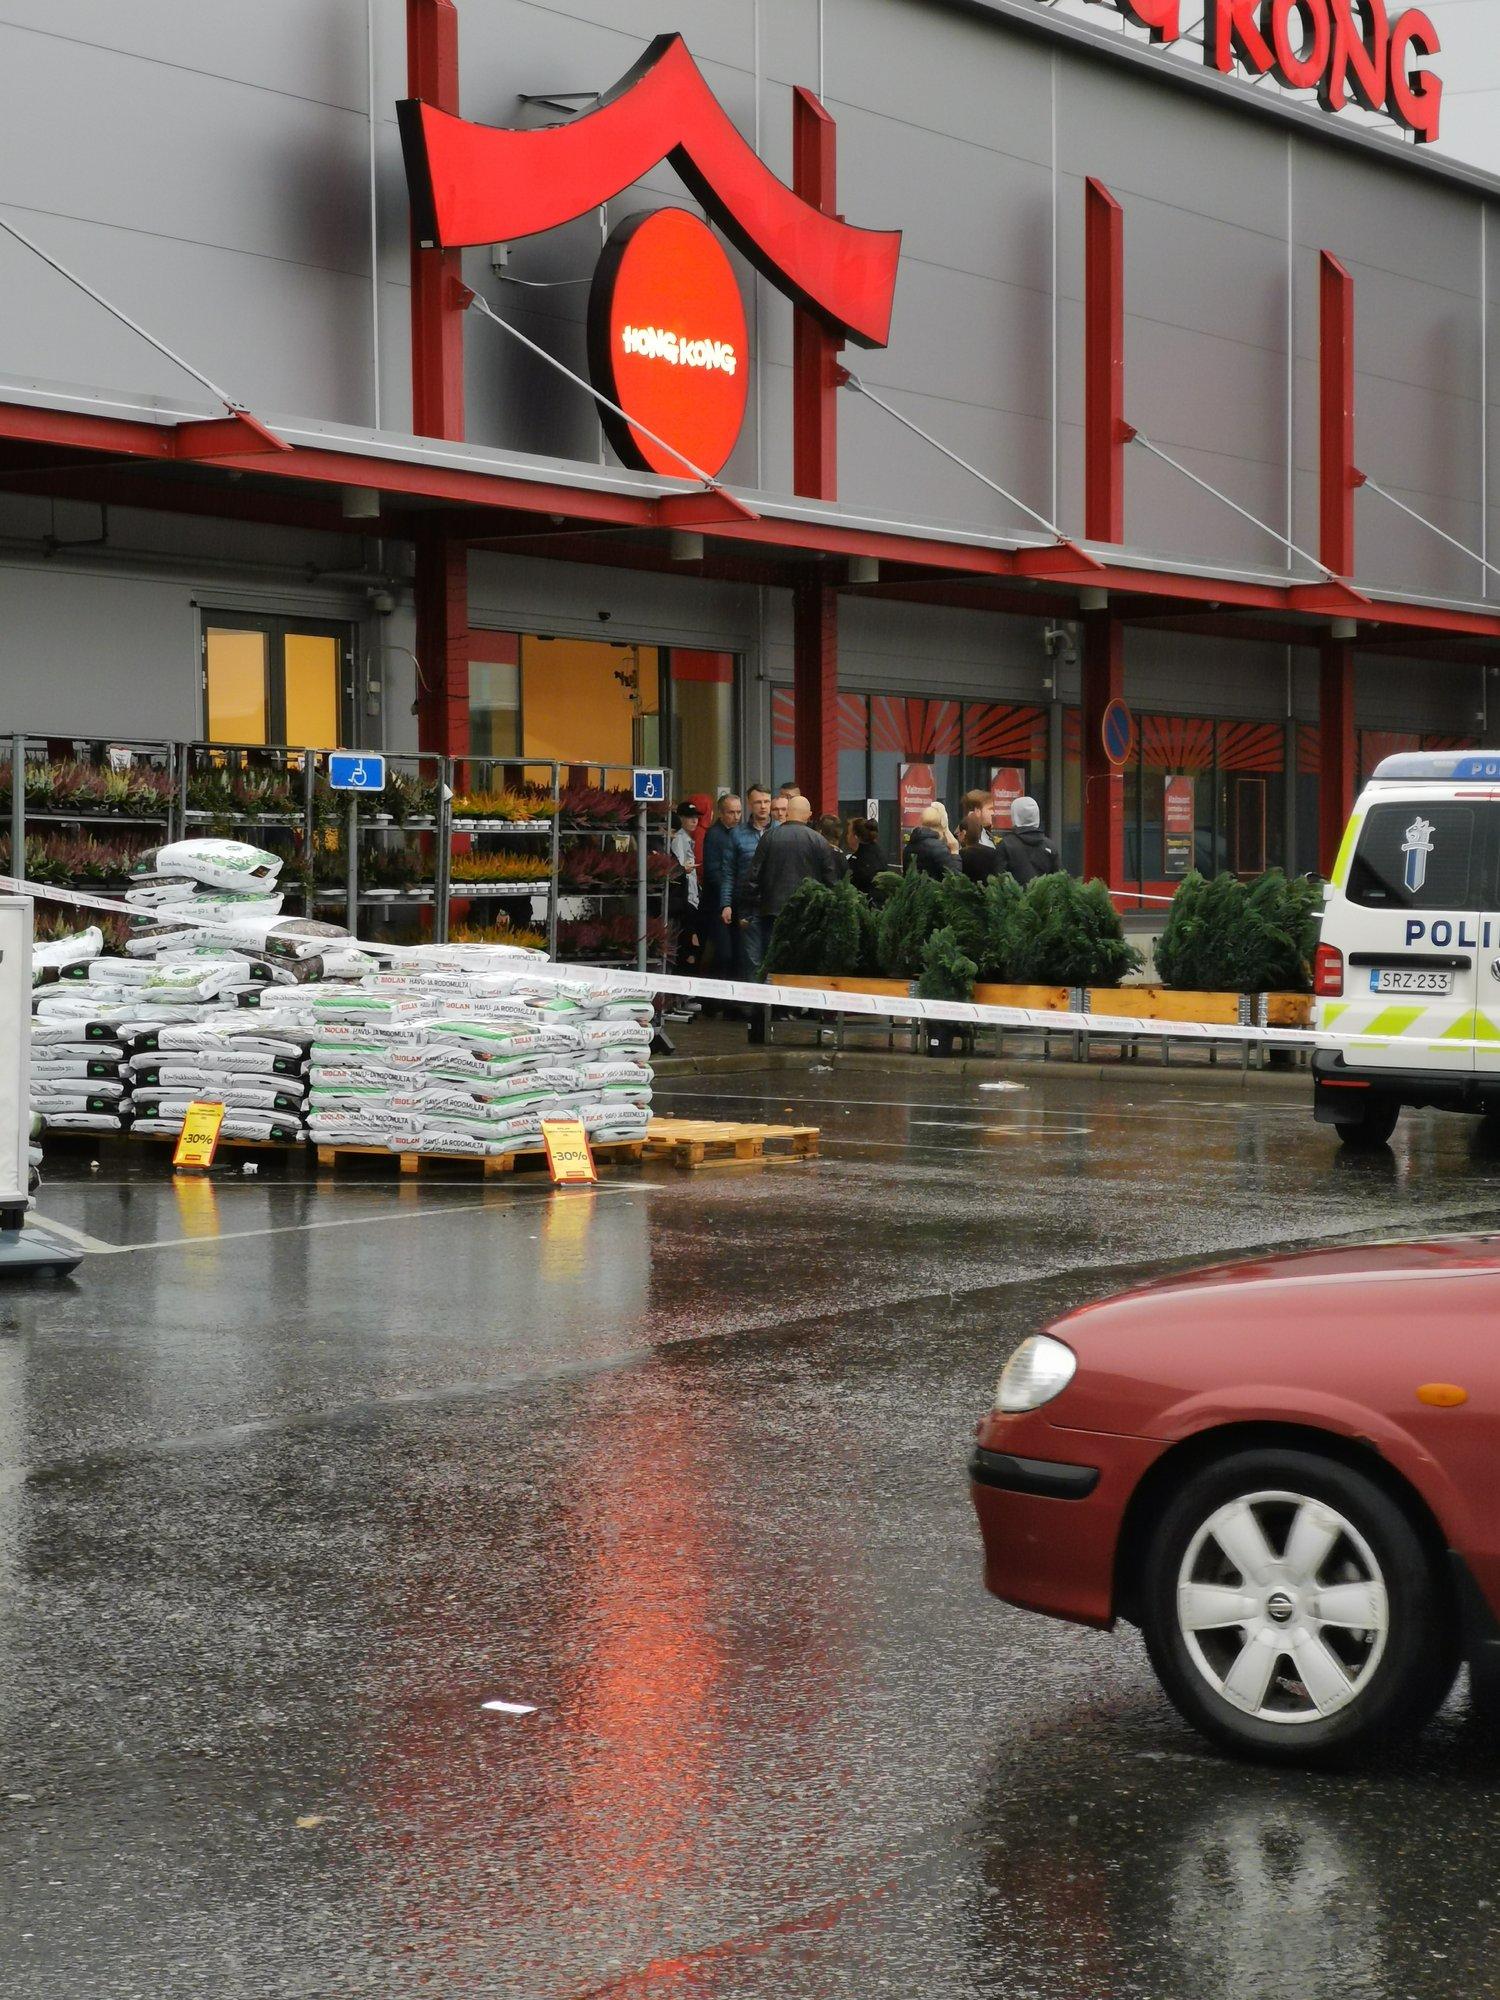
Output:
[1314,751,1500,1146]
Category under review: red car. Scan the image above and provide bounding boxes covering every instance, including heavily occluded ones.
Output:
[970,1236,1500,1763]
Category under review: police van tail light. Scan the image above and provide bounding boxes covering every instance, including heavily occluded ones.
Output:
[1314,943,1344,998]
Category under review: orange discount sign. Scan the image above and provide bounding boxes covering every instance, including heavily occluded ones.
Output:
[173,1099,225,1171]
[540,1118,598,1186]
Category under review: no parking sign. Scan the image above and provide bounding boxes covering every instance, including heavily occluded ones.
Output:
[1101,699,1135,768]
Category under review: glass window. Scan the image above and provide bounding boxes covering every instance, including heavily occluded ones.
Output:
[961,703,1047,832]
[283,632,341,749]
[669,651,735,801]
[470,658,520,759]
[520,637,658,768]
[205,627,268,744]
[203,614,350,747]
[871,696,959,839]
[1348,802,1481,911]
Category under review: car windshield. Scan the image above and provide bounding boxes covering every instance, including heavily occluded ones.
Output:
[1347,801,1488,911]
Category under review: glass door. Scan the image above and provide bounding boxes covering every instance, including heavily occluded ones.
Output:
[203,613,352,746]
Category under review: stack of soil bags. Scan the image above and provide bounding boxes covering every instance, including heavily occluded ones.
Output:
[303,967,654,1160]
[124,1018,311,1144]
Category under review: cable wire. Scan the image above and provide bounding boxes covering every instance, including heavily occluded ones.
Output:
[466,289,726,491]
[1128,428,1336,580]
[840,369,1068,541]
[0,211,247,415]
[1360,473,1500,590]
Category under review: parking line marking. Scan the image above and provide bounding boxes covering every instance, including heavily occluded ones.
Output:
[30,1182,667,1255]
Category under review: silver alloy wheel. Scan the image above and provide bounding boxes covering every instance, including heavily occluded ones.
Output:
[1175,1488,1390,1726]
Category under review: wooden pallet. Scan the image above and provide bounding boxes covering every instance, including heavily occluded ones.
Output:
[640,1116,820,1169]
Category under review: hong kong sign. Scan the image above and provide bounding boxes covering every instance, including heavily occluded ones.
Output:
[587,208,748,477]
[1087,0,1440,143]
[398,34,901,475]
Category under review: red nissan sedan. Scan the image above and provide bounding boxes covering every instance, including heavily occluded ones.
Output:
[970,1236,1500,1763]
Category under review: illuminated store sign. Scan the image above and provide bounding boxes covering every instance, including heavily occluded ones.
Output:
[588,208,749,477]
[1088,0,1441,142]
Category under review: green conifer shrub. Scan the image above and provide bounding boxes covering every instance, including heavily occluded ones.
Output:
[915,923,978,1002]
[1007,875,1141,988]
[760,879,862,977]
[1155,868,1320,993]
[876,867,941,976]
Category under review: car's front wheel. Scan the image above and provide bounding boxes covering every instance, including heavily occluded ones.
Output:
[1140,1448,1457,1764]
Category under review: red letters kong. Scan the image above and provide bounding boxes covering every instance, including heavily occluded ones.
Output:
[1099,0,1441,143]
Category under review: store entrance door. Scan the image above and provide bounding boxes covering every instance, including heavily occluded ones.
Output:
[203,613,352,747]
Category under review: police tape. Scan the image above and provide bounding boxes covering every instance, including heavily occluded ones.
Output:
[0,868,1481,1058]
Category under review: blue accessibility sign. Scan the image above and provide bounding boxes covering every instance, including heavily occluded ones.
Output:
[632,768,666,805]
[328,752,387,792]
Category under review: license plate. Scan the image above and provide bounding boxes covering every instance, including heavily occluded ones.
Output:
[1369,968,1452,994]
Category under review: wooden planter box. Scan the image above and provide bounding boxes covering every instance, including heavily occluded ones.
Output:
[1259,991,1313,1028]
[1086,986,1248,1026]
[973,983,1074,1012]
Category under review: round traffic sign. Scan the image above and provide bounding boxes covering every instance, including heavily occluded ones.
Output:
[1102,698,1136,767]
[587,208,749,479]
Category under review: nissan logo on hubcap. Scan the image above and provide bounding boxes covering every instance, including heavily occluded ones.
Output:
[1266,1591,1295,1624]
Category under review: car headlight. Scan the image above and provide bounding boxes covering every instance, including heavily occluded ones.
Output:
[995,1335,1077,1413]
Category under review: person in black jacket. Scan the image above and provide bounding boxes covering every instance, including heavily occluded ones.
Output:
[904,804,961,880]
[847,817,886,896]
[998,796,1062,883]
[959,810,1002,883]
[740,795,843,970]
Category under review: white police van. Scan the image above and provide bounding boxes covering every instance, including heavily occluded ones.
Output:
[1314,750,1500,1147]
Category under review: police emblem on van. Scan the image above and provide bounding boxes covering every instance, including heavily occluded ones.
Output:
[1403,815,1435,894]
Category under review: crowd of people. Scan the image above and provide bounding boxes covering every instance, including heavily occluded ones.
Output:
[665,781,1062,1027]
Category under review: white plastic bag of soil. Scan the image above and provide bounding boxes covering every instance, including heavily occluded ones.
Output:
[149,838,283,894]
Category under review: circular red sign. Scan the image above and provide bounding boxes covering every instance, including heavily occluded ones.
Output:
[587,209,749,479]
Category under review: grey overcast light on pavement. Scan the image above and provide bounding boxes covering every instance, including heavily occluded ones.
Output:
[5,1067,1500,1999]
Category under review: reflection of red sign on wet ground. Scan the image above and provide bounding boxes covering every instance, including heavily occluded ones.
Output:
[1163,773,1195,878]
[990,767,1026,829]
[899,761,937,830]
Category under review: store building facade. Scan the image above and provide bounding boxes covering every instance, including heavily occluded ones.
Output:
[1,0,1497,897]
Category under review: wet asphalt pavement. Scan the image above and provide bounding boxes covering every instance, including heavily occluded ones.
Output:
[5,1060,1500,1998]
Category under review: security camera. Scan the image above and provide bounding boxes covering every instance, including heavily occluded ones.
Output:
[369,589,395,616]
[597,609,612,623]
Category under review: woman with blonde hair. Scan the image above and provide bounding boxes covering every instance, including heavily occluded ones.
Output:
[904,801,961,879]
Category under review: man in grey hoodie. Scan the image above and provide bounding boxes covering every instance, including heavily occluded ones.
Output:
[997,796,1062,883]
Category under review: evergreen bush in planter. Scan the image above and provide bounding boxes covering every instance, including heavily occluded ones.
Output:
[1008,875,1141,988]
[855,895,883,976]
[877,867,941,977]
[761,879,864,977]
[1156,869,1320,994]
[870,868,904,906]
[916,924,978,1002]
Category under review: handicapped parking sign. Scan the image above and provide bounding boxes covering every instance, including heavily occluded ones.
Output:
[632,768,666,805]
[329,751,387,792]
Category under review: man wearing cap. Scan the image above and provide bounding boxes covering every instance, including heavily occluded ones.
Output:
[668,799,702,990]
[997,796,1062,883]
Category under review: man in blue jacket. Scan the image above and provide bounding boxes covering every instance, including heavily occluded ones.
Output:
[700,791,747,997]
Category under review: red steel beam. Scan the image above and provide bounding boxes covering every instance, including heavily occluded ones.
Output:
[413,532,470,755]
[4,401,1500,645]
[793,578,839,815]
[792,87,840,502]
[1319,251,1358,580]
[1081,608,1125,886]
[1319,638,1357,874]
[408,0,465,440]
[1085,179,1126,546]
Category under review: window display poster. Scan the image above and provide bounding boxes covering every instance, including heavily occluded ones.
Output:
[899,761,937,830]
[989,767,1026,829]
[1164,774,1195,878]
